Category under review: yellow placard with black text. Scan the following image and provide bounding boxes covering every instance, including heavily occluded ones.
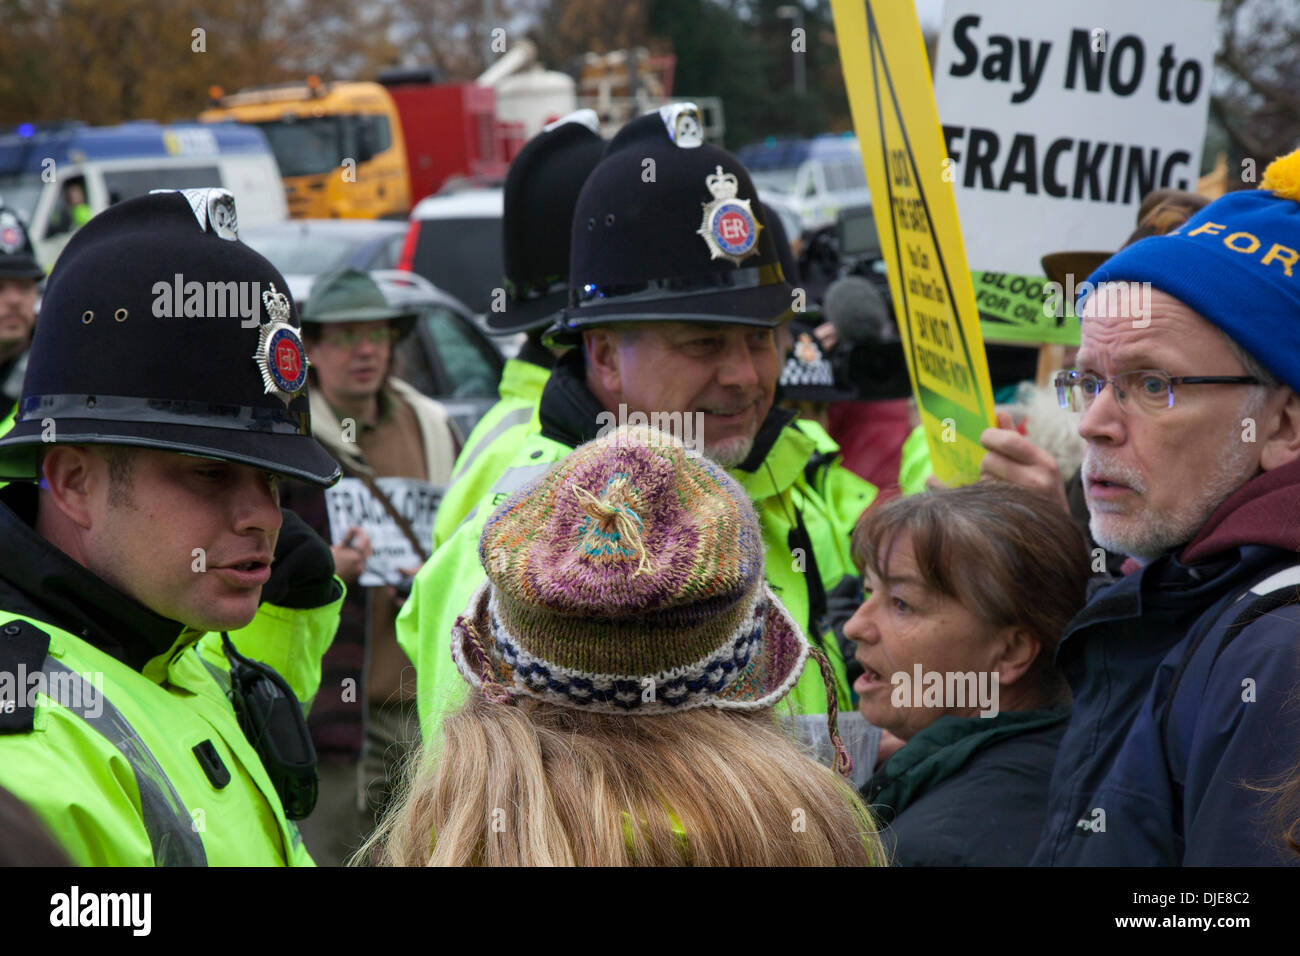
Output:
[830,0,996,485]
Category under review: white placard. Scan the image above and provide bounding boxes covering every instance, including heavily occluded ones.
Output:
[324,476,440,587]
[934,0,1220,277]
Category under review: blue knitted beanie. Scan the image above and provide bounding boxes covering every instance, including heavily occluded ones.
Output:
[1083,149,1300,392]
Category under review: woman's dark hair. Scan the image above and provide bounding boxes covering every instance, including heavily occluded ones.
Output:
[850,481,1092,707]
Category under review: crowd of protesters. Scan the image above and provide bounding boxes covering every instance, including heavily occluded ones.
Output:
[0,99,1299,867]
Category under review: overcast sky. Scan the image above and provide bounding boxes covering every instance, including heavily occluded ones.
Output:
[913,0,945,31]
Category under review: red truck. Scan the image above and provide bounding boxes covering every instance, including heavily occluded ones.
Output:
[378,69,520,204]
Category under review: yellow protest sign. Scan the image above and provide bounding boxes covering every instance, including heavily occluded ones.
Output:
[831,0,996,485]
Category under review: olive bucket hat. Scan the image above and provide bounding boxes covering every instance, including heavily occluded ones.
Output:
[0,204,45,280]
[299,266,419,339]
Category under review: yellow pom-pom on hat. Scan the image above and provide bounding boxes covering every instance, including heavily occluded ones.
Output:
[1260,147,1300,201]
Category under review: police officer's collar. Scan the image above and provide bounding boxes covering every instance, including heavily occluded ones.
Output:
[733,404,798,473]
[537,349,796,471]
[0,483,191,672]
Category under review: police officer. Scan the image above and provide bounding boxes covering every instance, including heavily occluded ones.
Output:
[0,189,344,865]
[399,105,881,783]
[432,110,605,549]
[0,203,44,435]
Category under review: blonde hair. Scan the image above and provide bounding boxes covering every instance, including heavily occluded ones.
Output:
[360,692,885,866]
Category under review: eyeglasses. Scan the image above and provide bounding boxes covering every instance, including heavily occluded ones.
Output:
[320,326,396,348]
[1054,368,1261,414]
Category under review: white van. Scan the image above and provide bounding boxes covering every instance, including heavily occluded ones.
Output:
[0,121,287,270]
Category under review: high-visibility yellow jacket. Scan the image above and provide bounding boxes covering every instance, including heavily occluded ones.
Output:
[431,358,549,551]
[0,493,343,866]
[898,424,934,496]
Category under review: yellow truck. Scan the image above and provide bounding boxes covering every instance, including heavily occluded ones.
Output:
[200,78,409,219]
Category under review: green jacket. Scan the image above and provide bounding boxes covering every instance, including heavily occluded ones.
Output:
[431,358,549,551]
[398,358,879,770]
[0,495,344,866]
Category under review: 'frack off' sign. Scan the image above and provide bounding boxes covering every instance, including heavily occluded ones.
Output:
[933,0,1219,344]
[324,477,440,587]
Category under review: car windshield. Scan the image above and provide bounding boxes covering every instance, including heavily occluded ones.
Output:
[254,117,348,177]
[411,217,502,314]
[824,158,867,192]
[240,232,360,276]
[0,174,45,224]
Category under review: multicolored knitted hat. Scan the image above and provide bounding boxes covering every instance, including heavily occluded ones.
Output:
[451,424,809,715]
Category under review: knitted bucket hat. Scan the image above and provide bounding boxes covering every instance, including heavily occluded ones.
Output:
[451,424,811,715]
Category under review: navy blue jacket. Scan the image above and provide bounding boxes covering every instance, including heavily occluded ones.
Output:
[1033,542,1300,865]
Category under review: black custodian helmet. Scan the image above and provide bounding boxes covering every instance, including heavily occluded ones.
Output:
[492,109,605,333]
[0,189,340,486]
[547,103,794,345]
[0,203,44,280]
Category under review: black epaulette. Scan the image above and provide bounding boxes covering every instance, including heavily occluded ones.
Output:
[0,619,51,733]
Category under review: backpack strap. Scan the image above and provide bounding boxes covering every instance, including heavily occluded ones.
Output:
[1160,561,1300,783]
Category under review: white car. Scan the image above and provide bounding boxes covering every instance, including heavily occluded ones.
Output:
[740,135,871,234]
[240,219,409,304]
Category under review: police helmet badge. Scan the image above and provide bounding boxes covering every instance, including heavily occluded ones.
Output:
[659,102,703,148]
[0,210,25,254]
[253,283,309,406]
[795,332,820,366]
[150,187,240,241]
[697,165,763,266]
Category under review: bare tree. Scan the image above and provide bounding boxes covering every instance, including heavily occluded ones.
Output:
[1214,0,1300,167]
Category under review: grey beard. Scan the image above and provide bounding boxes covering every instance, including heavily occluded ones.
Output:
[704,436,755,469]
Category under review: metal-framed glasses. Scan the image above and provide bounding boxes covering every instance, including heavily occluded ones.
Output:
[1054,368,1261,414]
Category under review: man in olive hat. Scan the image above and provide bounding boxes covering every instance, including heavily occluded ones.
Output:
[282,266,459,865]
[432,110,605,550]
[0,189,345,865]
[0,203,45,435]
[399,104,882,784]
